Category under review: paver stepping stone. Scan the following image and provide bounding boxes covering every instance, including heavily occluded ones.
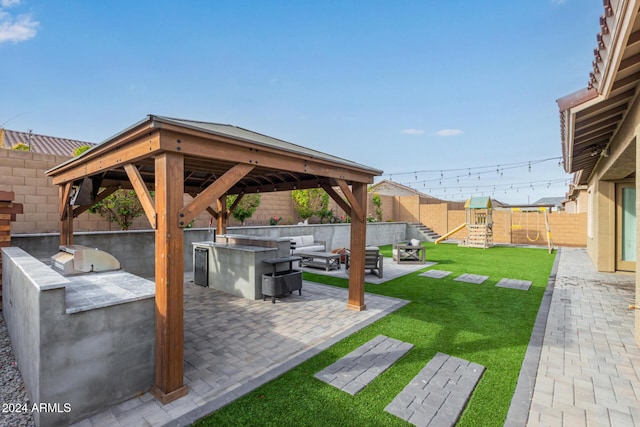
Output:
[419,270,452,279]
[454,273,489,285]
[314,335,413,395]
[385,352,485,427]
[496,278,532,291]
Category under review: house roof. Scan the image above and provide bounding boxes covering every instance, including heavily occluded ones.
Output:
[1,128,94,157]
[558,0,640,185]
[369,179,446,201]
[533,197,565,207]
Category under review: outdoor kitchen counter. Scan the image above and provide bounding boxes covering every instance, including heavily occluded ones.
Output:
[192,241,278,253]
[192,236,291,300]
[64,270,155,314]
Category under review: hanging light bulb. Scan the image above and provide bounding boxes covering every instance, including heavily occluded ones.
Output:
[528,162,531,173]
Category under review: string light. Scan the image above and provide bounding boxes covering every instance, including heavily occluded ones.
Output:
[384,156,561,179]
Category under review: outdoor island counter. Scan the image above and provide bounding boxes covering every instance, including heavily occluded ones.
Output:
[192,234,296,300]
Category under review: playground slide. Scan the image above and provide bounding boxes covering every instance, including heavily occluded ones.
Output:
[435,223,466,245]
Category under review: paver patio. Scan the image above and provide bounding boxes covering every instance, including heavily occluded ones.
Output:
[70,275,408,427]
[7,246,640,426]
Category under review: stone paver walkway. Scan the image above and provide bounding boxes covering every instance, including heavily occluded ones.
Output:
[385,352,485,427]
[70,276,408,427]
[524,248,640,426]
[419,269,452,279]
[314,335,413,395]
[453,273,489,285]
[496,278,533,291]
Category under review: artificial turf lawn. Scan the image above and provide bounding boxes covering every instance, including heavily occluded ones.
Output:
[194,243,556,426]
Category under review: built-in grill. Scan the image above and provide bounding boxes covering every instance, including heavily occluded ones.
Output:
[51,245,121,276]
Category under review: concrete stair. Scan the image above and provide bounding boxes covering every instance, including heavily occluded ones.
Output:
[411,223,441,242]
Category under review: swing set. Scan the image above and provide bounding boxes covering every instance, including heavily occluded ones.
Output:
[511,207,554,253]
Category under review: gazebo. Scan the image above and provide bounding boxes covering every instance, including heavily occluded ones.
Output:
[45,115,383,404]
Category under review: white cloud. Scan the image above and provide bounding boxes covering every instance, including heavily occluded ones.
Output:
[0,12,38,43]
[434,129,464,137]
[1,0,22,7]
[401,129,424,135]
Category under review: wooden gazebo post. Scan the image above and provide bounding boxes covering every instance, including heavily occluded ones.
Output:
[59,184,73,246]
[217,196,227,234]
[151,151,188,403]
[346,182,368,311]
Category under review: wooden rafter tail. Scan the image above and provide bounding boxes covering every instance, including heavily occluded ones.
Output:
[124,163,158,229]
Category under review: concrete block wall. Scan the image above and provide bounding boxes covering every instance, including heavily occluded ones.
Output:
[418,200,586,247]
[2,247,155,426]
[11,222,409,278]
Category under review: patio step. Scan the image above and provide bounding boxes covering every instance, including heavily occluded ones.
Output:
[411,223,441,242]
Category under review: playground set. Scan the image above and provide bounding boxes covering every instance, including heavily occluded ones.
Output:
[436,197,494,249]
[435,197,554,253]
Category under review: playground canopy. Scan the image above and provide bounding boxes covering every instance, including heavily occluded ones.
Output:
[464,196,492,210]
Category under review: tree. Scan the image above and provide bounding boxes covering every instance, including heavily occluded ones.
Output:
[227,193,261,226]
[292,188,329,222]
[372,192,383,222]
[11,142,29,151]
[89,190,147,230]
[73,145,92,157]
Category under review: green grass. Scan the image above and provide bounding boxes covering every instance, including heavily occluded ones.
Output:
[194,243,556,426]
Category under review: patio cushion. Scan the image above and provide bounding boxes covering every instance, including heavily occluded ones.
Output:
[301,235,315,247]
[290,236,304,248]
[410,238,421,247]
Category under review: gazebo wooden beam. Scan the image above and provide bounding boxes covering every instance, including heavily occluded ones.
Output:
[151,151,188,404]
[179,163,255,227]
[159,129,373,184]
[124,164,157,229]
[226,177,331,195]
[336,179,364,221]
[321,183,351,215]
[51,132,162,186]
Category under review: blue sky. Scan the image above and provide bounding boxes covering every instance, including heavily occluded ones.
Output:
[1,0,603,204]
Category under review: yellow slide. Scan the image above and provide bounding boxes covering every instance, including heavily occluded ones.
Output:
[435,223,466,245]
